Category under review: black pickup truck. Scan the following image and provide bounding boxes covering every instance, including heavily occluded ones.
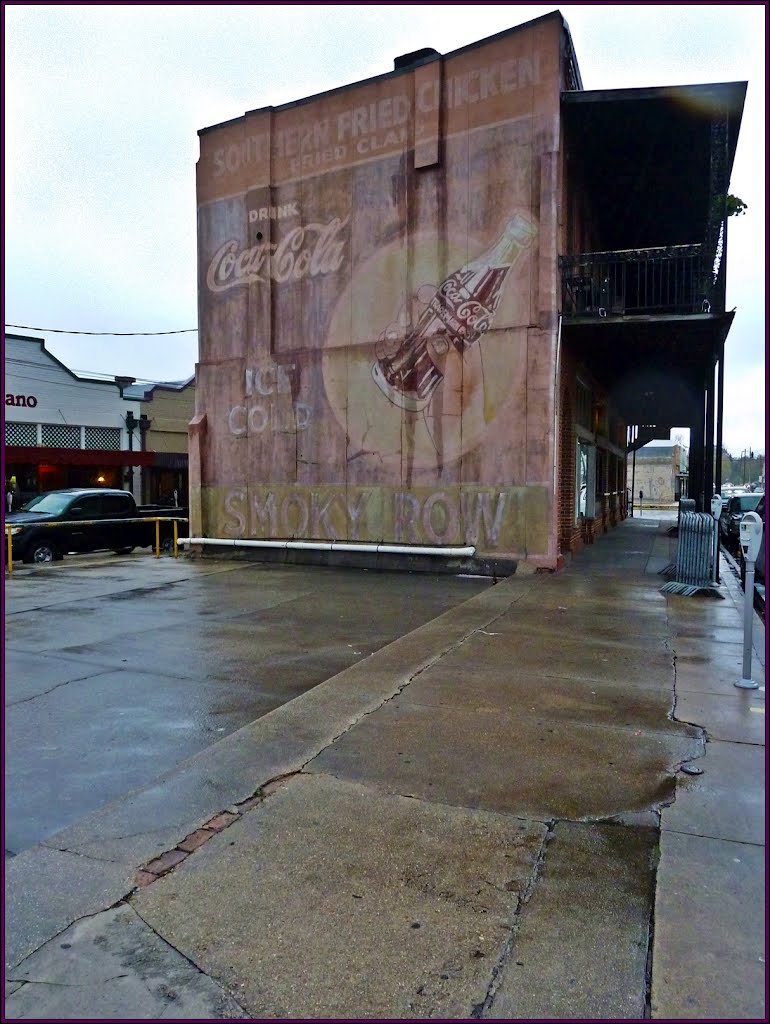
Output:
[5,488,188,564]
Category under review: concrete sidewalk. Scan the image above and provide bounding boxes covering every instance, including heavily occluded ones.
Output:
[4,516,765,1020]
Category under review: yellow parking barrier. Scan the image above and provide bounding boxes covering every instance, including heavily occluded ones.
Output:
[4,516,188,572]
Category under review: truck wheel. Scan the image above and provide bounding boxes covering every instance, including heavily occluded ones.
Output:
[24,541,62,564]
[113,546,135,555]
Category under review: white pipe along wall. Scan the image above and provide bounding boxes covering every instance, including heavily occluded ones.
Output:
[178,537,476,557]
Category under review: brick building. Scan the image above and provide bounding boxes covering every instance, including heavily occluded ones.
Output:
[189,11,745,571]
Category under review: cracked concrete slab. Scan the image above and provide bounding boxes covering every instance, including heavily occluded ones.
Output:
[6,558,494,856]
[6,601,192,654]
[442,630,676,688]
[4,667,287,855]
[673,652,765,692]
[661,739,766,844]
[4,903,248,1020]
[4,846,135,970]
[405,667,684,732]
[307,698,702,821]
[3,651,115,705]
[134,773,548,1020]
[674,689,765,744]
[38,677,444,867]
[670,624,747,644]
[651,832,765,1020]
[39,590,525,868]
[486,820,656,1019]
[472,599,672,646]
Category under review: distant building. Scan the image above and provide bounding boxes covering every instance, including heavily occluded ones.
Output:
[3,333,147,507]
[628,444,689,506]
[123,378,195,505]
[3,332,193,509]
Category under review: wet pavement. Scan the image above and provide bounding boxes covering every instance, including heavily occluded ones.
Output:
[3,518,765,1019]
[4,556,490,854]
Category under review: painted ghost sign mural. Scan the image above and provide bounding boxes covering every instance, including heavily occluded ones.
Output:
[371,215,536,412]
[194,15,563,561]
[206,215,349,292]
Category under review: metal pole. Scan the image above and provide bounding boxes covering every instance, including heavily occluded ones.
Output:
[155,518,160,558]
[6,526,13,577]
[631,448,636,517]
[715,341,725,494]
[735,561,758,688]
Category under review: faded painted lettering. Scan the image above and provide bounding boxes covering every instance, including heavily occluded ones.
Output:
[207,217,349,292]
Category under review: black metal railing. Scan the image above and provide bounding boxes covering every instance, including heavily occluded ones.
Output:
[561,245,715,318]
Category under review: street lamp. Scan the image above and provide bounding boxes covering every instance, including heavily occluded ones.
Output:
[114,375,136,397]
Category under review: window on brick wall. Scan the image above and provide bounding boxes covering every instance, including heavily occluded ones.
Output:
[595,449,607,498]
[592,401,608,437]
[576,380,591,430]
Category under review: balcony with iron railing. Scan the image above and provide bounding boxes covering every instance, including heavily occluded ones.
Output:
[561,244,720,319]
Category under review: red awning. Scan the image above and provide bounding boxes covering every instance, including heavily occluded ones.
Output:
[6,446,155,467]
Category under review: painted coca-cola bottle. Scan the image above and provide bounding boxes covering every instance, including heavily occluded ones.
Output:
[372,213,536,412]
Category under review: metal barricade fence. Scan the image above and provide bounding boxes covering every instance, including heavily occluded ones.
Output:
[661,511,721,597]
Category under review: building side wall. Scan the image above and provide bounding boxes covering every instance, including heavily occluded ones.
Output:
[194,16,565,564]
[141,387,195,454]
[629,449,684,505]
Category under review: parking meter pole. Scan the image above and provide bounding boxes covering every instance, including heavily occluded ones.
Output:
[735,561,758,689]
[735,511,762,690]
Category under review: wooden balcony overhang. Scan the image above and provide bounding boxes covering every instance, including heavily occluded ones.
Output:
[562,310,734,426]
[561,82,746,252]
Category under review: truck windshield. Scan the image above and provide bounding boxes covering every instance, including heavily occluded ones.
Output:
[20,494,73,514]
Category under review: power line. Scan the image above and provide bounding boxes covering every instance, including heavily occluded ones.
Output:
[6,324,197,336]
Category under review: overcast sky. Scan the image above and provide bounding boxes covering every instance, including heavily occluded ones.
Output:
[4,4,766,456]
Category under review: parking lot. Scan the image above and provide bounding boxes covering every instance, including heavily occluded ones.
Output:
[4,552,491,856]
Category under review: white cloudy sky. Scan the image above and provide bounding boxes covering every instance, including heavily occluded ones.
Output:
[4,3,766,455]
